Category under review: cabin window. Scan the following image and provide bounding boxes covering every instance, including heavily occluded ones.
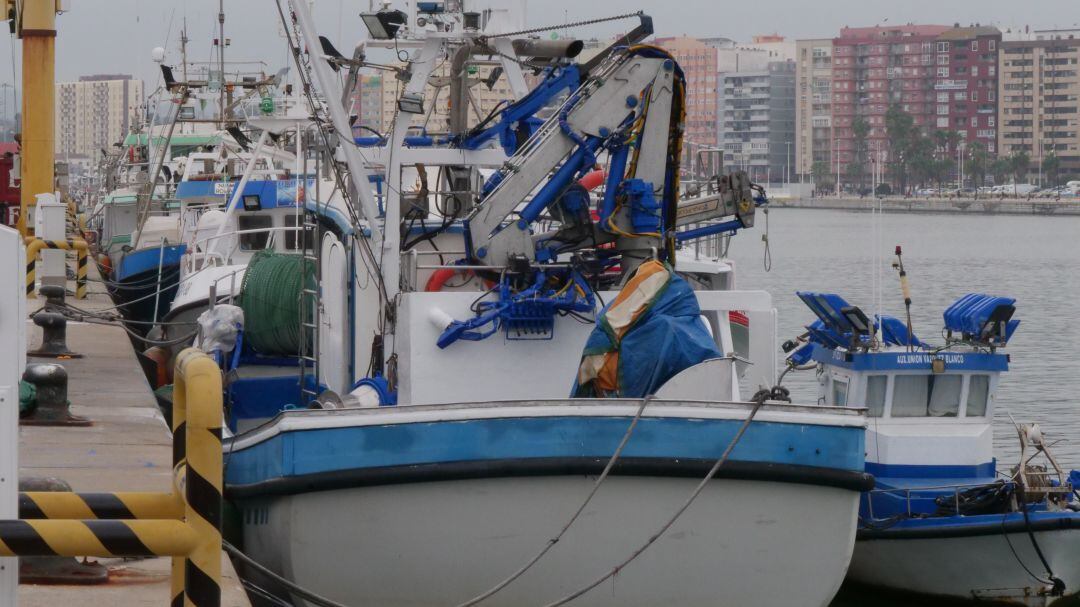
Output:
[283,214,313,251]
[892,375,961,417]
[928,375,961,417]
[966,375,990,417]
[237,215,272,250]
[891,376,928,417]
[831,378,849,406]
[865,375,887,417]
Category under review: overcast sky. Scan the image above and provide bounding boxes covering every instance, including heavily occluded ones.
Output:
[0,0,1076,112]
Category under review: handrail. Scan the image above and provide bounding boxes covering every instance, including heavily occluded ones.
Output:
[5,348,224,606]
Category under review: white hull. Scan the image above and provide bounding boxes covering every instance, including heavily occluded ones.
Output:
[240,475,858,607]
[850,529,1080,605]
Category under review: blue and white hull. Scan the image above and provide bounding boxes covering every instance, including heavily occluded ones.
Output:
[226,400,871,607]
[852,512,1080,605]
[109,243,185,325]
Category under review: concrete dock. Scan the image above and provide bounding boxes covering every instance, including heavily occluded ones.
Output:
[18,264,250,606]
[772,195,1080,215]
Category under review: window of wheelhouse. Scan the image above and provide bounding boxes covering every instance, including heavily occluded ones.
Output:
[283,214,313,251]
[966,375,990,417]
[865,375,887,417]
[237,214,272,250]
[891,374,961,417]
[831,378,849,406]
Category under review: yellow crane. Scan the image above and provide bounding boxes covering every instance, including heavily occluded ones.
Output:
[3,0,63,237]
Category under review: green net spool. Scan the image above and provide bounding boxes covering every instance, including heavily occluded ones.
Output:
[239,251,316,355]
[260,96,275,114]
[19,380,36,414]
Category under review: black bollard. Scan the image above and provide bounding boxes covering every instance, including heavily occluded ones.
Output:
[18,477,108,584]
[38,284,66,313]
[27,311,82,358]
[20,363,91,426]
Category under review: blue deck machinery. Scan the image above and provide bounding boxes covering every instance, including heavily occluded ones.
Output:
[434,35,767,347]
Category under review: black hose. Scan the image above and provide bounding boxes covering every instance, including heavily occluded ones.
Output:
[1020,489,1067,596]
[223,541,351,607]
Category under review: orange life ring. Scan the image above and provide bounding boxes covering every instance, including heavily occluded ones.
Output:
[578,169,606,191]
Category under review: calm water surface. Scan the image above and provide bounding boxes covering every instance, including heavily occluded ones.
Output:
[724,207,1080,605]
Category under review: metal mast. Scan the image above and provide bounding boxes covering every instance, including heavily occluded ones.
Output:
[218,0,226,127]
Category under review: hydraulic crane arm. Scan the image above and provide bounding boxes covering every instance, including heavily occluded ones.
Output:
[462,47,679,271]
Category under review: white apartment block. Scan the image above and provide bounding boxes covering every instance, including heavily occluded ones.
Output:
[56,75,143,161]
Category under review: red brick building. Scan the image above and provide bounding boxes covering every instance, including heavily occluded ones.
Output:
[934,26,1002,152]
[831,24,1001,177]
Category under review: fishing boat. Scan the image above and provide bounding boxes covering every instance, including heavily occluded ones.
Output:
[178,3,875,606]
[785,259,1080,605]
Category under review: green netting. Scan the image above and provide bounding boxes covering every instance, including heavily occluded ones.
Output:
[19,381,36,414]
[239,251,316,355]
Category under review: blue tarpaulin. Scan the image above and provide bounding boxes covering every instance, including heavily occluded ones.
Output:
[573,261,722,398]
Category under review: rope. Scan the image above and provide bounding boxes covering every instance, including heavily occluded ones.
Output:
[1019,489,1067,595]
[223,541,350,607]
[541,392,768,607]
[457,395,653,606]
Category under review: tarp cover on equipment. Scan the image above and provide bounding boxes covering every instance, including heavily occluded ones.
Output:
[573,260,722,398]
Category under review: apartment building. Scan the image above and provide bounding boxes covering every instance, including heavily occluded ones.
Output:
[795,38,833,180]
[719,61,797,183]
[934,26,1002,150]
[831,24,1000,178]
[350,74,385,135]
[832,25,949,176]
[998,34,1080,178]
[55,75,143,161]
[654,36,720,158]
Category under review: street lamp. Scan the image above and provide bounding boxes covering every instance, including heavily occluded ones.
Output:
[785,140,791,185]
[835,136,841,197]
[957,142,964,192]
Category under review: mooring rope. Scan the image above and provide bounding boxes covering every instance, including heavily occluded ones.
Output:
[223,541,351,607]
[541,392,768,607]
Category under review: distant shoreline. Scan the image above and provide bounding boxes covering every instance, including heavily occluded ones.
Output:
[771,196,1080,216]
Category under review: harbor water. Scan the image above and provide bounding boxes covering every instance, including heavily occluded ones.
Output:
[728,206,1080,471]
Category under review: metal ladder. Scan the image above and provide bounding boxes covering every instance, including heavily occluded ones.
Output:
[297,211,321,405]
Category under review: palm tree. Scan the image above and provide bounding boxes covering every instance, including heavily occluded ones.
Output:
[1043,153,1061,187]
[968,142,989,187]
[811,160,833,190]
[1010,151,1031,185]
[990,157,1011,186]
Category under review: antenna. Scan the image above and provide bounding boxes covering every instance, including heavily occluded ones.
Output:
[891,245,915,352]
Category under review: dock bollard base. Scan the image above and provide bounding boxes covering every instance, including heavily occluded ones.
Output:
[19,556,109,585]
[19,412,92,427]
[20,363,92,426]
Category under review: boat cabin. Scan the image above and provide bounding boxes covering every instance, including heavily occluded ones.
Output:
[182,175,317,272]
[792,292,1018,482]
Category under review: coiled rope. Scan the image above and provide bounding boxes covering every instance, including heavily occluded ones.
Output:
[240,250,316,355]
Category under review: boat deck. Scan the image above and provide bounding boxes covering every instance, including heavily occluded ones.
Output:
[19,263,250,606]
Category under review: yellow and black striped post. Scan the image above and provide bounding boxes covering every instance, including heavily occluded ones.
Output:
[171,348,190,606]
[25,237,89,299]
[0,348,223,607]
[178,348,223,606]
